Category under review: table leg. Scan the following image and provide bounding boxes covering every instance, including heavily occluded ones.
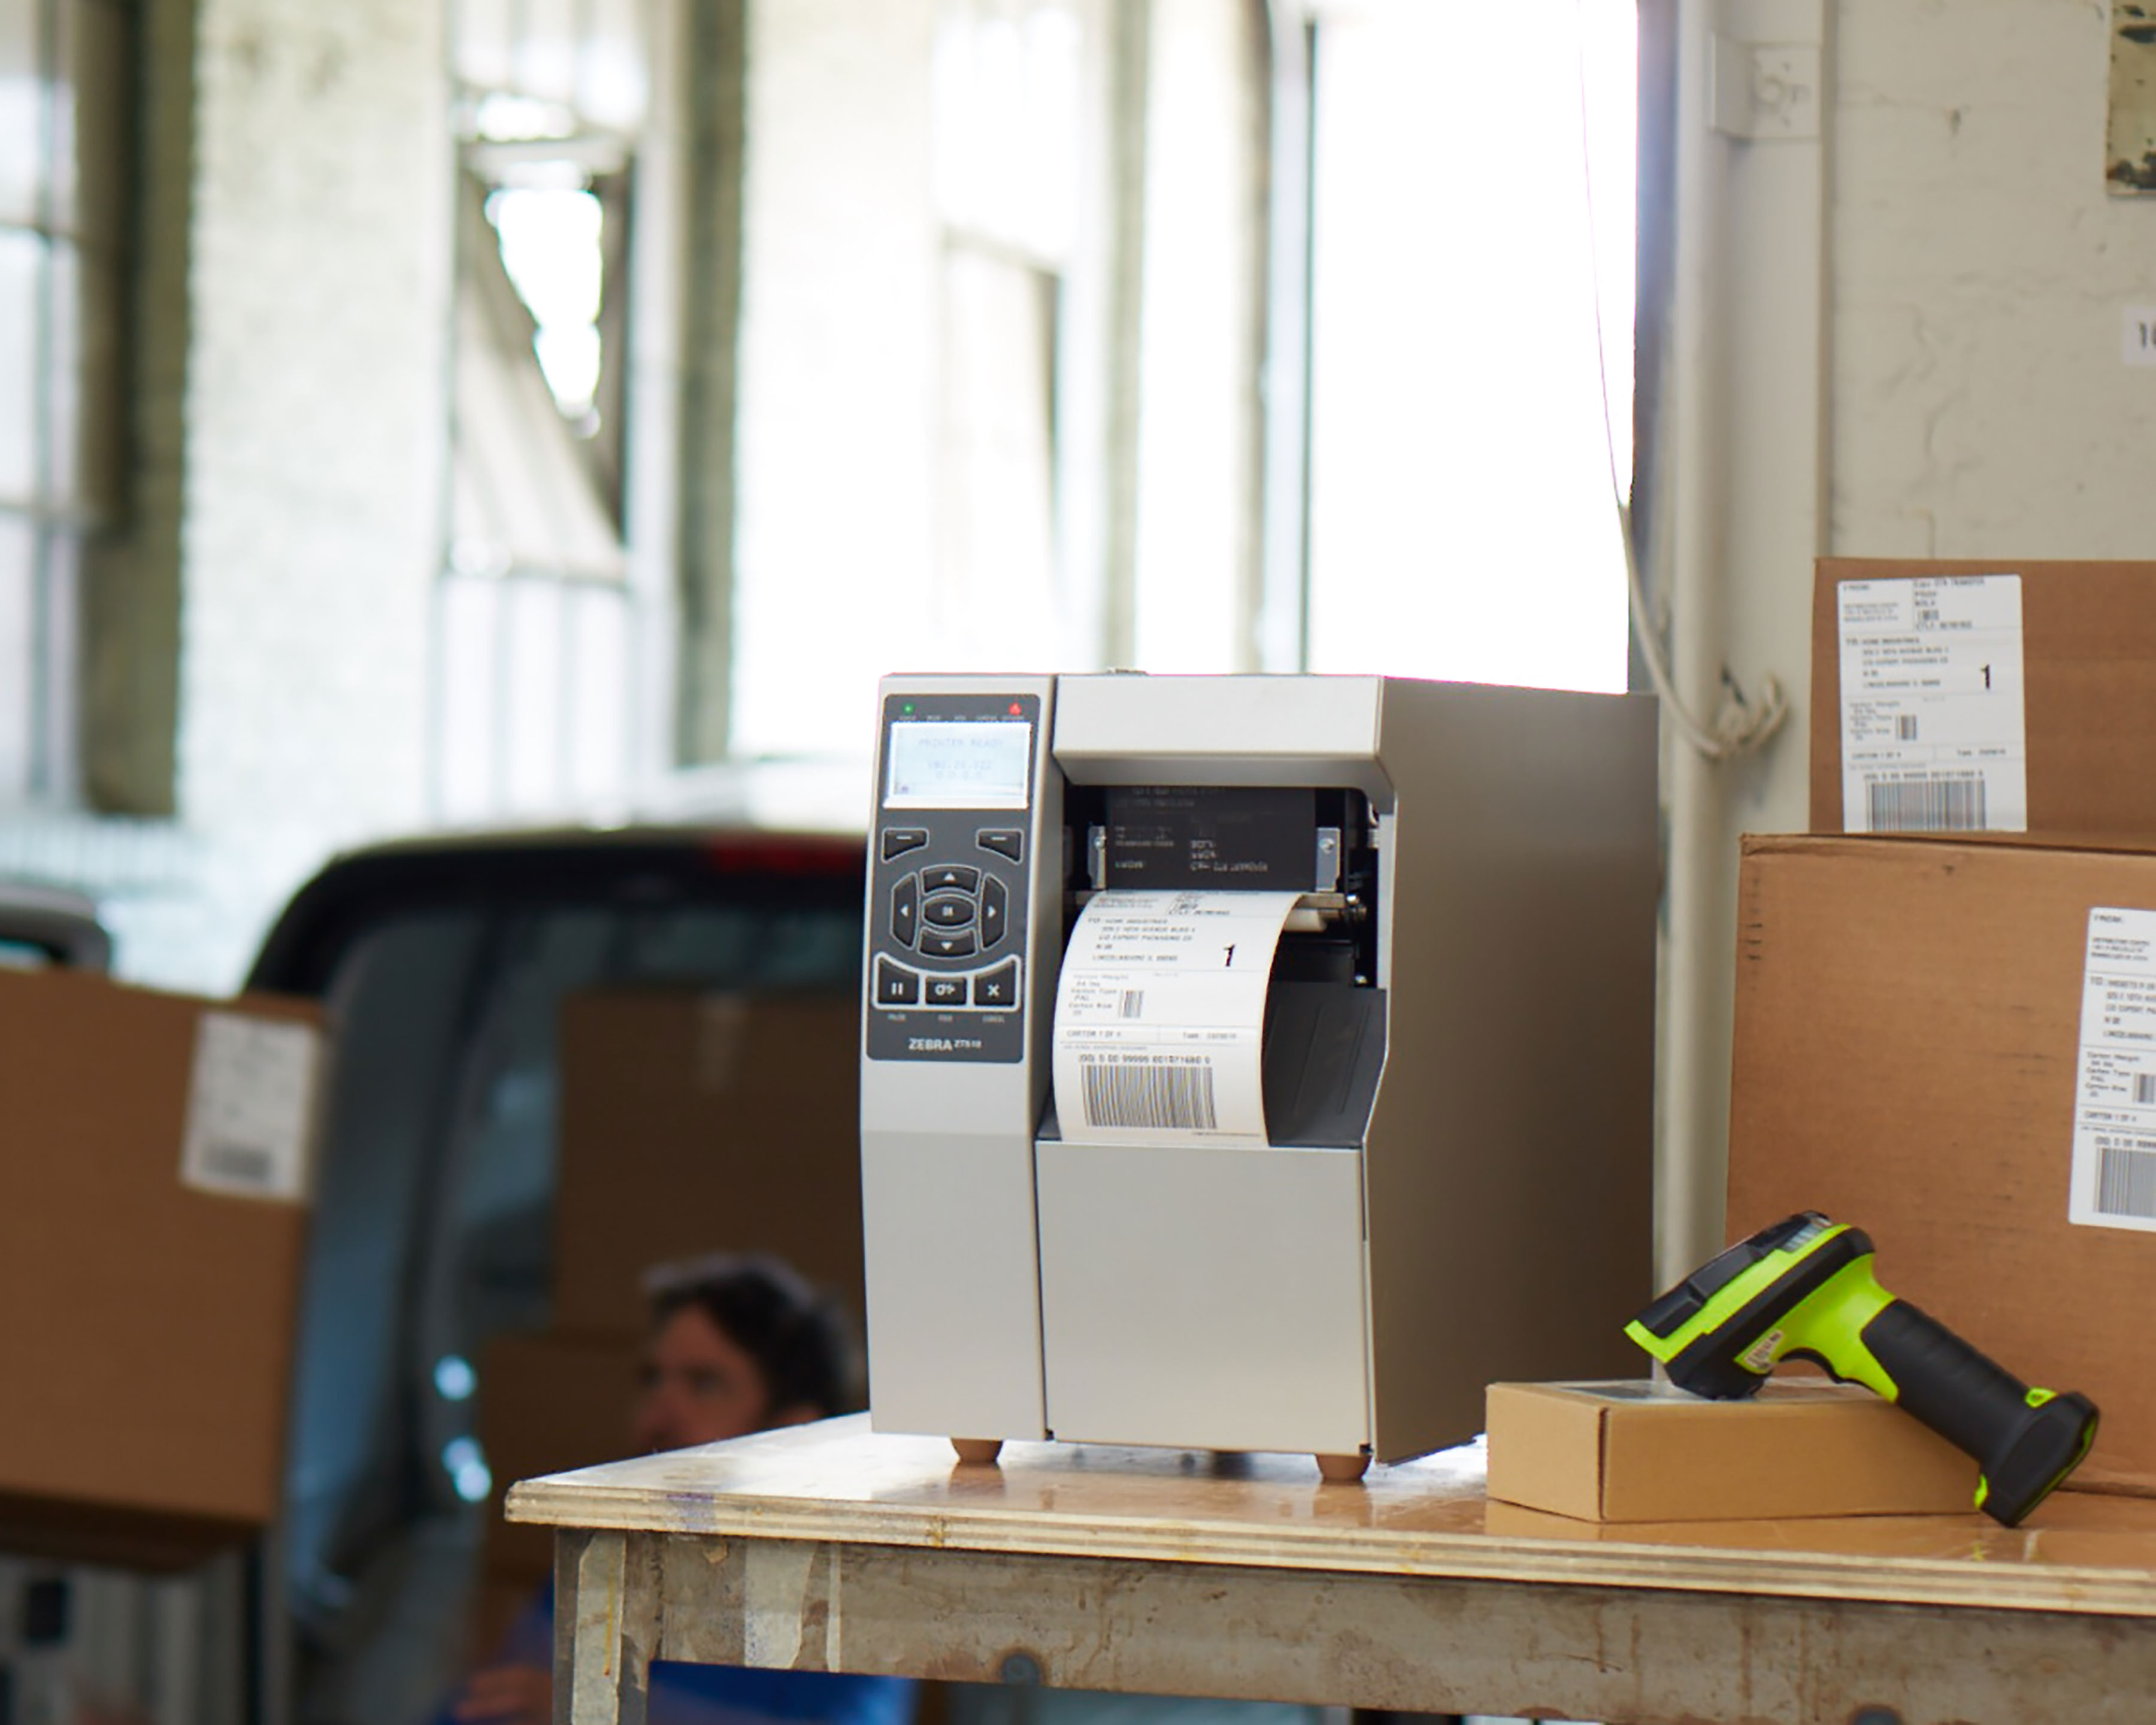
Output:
[553,1529,658,1725]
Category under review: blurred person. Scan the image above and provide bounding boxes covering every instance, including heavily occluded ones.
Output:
[444,1254,913,1725]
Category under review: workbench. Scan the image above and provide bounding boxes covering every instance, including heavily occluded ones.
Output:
[505,1414,2156,1725]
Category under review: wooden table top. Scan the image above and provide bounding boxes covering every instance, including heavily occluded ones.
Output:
[505,1412,2156,1618]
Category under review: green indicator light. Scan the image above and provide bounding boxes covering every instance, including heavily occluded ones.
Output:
[901,702,916,715]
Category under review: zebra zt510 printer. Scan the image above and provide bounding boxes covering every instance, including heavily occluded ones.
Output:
[859,672,1657,1474]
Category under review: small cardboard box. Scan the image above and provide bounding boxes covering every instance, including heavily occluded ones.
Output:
[475,1329,643,1584]
[1811,557,2156,836]
[1485,1380,1976,1522]
[1727,832,2156,1497]
[552,990,865,1336]
[0,967,323,1567]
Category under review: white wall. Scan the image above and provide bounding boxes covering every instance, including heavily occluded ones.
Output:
[1834,3,2155,554]
[1657,0,2156,1278]
[168,0,451,984]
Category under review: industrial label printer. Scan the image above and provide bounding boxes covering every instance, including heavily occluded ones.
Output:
[859,673,1658,1471]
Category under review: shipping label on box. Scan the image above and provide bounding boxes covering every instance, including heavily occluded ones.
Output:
[1729,833,2156,1497]
[1835,574,2027,834]
[182,1010,323,1202]
[1812,559,2156,840]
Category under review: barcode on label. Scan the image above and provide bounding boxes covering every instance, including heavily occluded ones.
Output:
[1866,777,1987,832]
[2136,1075,2156,1106]
[2099,1145,2156,1220]
[198,1141,277,1192]
[1119,990,1144,1020]
[1080,1057,1218,1132]
[1896,714,1919,741]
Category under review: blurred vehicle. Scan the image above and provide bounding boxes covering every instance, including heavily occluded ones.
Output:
[0,881,113,971]
[241,773,867,1725]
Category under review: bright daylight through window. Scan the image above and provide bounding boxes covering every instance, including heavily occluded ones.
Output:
[1304,0,1636,695]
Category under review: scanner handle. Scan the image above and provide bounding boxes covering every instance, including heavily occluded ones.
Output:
[1860,1298,2098,1526]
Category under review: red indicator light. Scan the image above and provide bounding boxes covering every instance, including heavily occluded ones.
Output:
[1009,702,1022,716]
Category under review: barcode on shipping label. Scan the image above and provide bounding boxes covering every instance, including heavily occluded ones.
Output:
[2099,1145,2156,1220]
[1864,775,1987,833]
[2071,908,2156,1233]
[1079,1054,1219,1132]
[181,1012,322,1203]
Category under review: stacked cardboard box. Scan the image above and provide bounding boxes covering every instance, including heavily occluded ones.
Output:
[0,968,324,1568]
[472,988,865,1618]
[1709,559,2156,1506]
[1726,831,2156,1498]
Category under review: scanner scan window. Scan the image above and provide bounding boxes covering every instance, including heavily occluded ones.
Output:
[886,720,1033,810]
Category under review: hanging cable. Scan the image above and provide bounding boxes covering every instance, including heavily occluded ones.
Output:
[1577,0,1788,762]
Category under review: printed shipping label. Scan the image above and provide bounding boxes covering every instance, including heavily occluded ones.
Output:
[1050,889,1301,1148]
[2070,908,2156,1233]
[181,1011,323,1203]
[1837,574,2027,833]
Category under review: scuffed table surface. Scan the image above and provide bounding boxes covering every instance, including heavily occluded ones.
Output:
[507,1411,2156,1617]
[507,1414,2156,1725]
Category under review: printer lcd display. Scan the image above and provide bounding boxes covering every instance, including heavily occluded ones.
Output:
[885,719,1033,810]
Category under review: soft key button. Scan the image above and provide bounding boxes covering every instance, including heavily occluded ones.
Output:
[977,829,1024,862]
[972,959,1021,1007]
[874,957,921,1006]
[891,873,920,947]
[881,827,929,862]
[923,893,976,930]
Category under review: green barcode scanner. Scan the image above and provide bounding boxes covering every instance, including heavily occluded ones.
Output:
[1624,1212,2099,1527]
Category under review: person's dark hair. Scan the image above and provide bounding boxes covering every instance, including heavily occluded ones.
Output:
[640,1252,861,1420]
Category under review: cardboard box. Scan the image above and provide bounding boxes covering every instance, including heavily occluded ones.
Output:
[1485,1380,1976,1522]
[1727,832,2156,1497]
[474,1329,643,1584]
[1811,558,2156,836]
[0,967,323,1567]
[552,990,865,1336]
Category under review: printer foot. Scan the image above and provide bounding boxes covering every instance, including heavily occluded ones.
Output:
[951,1438,1005,1466]
[1315,1452,1370,1484]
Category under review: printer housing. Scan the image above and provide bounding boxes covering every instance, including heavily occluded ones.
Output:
[859,672,1658,1464]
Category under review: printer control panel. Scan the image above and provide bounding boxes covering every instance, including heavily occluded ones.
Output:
[865,689,1044,1064]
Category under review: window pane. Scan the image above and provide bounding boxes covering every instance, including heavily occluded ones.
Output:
[0,230,41,508]
[501,577,564,809]
[1304,5,1632,695]
[0,3,42,229]
[0,516,34,799]
[454,0,514,93]
[564,583,628,803]
[513,0,577,105]
[937,244,1058,668]
[43,237,78,507]
[578,0,647,132]
[438,574,502,821]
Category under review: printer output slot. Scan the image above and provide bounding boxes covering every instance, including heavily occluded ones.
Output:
[1065,888,1367,935]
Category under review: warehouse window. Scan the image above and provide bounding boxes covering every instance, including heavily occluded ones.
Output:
[929,0,1086,672]
[436,0,649,821]
[0,0,131,805]
[1299,0,1636,693]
